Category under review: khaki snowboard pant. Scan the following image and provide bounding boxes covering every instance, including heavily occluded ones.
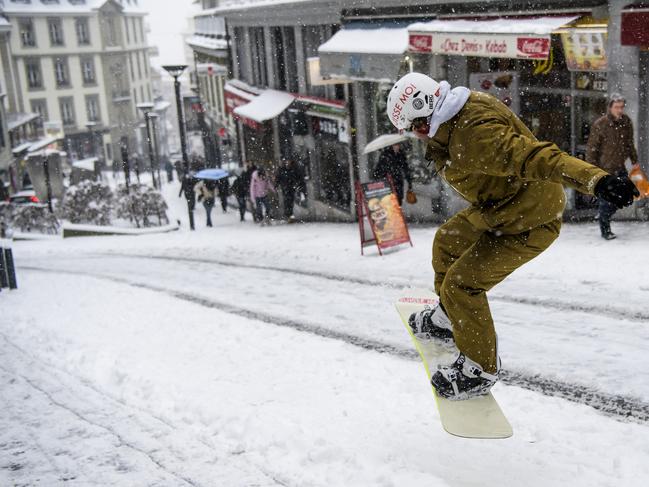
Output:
[432,209,561,374]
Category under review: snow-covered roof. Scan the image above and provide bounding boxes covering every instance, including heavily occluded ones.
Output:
[1,0,146,16]
[233,89,295,123]
[319,27,409,55]
[28,136,61,152]
[409,16,580,35]
[72,157,98,171]
[224,79,262,99]
[196,62,228,75]
[0,17,11,30]
[186,34,228,51]
[154,100,171,112]
[209,0,313,14]
[11,142,33,154]
[7,112,39,131]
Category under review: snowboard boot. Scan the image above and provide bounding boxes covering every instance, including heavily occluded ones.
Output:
[431,352,500,401]
[408,303,454,346]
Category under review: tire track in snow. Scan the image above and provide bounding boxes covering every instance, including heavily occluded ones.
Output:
[0,333,291,487]
[101,252,649,324]
[22,265,649,425]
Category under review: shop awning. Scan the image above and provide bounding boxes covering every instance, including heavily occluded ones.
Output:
[408,15,580,59]
[233,90,295,123]
[622,4,649,46]
[318,23,410,82]
[363,133,414,154]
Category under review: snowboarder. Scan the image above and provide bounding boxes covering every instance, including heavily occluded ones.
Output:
[586,92,640,240]
[387,72,639,400]
[373,144,412,206]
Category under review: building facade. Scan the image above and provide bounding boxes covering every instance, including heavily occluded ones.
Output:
[0,0,155,174]
[191,0,649,222]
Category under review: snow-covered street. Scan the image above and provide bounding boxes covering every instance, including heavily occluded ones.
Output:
[2,186,649,486]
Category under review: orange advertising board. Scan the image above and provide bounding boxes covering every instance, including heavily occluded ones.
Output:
[356,179,412,255]
[630,165,649,200]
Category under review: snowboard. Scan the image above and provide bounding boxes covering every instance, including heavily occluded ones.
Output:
[395,289,513,439]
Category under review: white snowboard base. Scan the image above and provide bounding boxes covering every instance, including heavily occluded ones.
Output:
[395,289,513,439]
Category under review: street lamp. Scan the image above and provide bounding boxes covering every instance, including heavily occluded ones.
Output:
[85,121,99,181]
[136,101,158,189]
[147,112,162,187]
[162,64,194,230]
[85,121,97,157]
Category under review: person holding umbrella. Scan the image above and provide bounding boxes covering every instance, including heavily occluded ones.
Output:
[193,168,230,227]
[195,179,216,227]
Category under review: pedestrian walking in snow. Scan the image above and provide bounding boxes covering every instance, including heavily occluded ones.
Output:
[387,72,638,401]
[194,180,216,227]
[586,93,640,240]
[241,162,257,221]
[275,158,302,221]
[217,177,229,213]
[231,173,248,221]
[373,144,413,206]
[249,167,274,224]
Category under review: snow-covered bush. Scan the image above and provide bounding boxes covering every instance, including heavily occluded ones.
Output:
[115,184,169,228]
[0,202,14,232]
[61,180,114,226]
[12,204,60,234]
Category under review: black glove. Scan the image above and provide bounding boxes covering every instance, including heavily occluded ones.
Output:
[594,175,639,209]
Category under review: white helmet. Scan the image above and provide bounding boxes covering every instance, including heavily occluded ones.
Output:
[387,73,441,131]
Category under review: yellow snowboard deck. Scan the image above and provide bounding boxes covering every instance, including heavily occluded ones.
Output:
[395,289,513,439]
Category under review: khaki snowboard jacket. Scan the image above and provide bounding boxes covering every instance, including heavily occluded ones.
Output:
[425,92,608,234]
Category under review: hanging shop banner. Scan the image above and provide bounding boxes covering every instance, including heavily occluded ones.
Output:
[407,33,551,59]
[356,179,412,255]
[561,31,608,72]
[469,71,520,114]
[224,88,260,129]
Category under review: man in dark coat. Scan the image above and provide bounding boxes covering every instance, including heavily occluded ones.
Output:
[373,144,412,206]
[240,162,257,221]
[586,93,640,239]
[275,158,302,220]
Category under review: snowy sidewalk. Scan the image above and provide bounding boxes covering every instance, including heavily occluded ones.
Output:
[2,263,649,485]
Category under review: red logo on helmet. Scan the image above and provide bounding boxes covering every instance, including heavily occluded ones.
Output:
[434,87,440,97]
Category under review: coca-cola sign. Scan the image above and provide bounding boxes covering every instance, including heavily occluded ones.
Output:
[408,34,433,53]
[517,37,550,59]
[408,31,551,60]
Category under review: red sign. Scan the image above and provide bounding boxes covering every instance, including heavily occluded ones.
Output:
[408,32,551,60]
[622,10,649,46]
[517,37,550,59]
[408,34,433,53]
[218,127,226,137]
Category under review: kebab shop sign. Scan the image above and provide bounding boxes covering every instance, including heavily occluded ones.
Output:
[409,33,550,60]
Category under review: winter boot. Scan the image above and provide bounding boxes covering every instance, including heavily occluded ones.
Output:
[408,302,454,345]
[431,352,500,401]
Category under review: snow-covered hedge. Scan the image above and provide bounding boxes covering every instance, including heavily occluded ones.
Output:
[115,184,169,228]
[0,202,13,231]
[12,204,60,234]
[61,180,114,226]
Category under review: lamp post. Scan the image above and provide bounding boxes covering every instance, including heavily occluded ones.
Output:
[136,101,158,189]
[85,121,97,157]
[148,112,162,187]
[85,121,99,181]
[162,64,194,230]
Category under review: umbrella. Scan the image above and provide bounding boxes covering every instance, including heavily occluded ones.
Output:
[194,168,230,181]
[363,133,415,155]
